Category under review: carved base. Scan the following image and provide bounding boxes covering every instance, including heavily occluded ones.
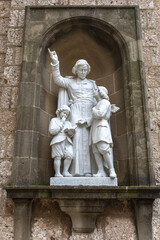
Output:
[58,199,106,233]
[50,177,118,186]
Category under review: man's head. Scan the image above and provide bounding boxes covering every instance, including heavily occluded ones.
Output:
[72,59,91,80]
[56,105,70,119]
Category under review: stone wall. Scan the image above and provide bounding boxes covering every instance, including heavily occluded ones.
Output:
[0,0,160,239]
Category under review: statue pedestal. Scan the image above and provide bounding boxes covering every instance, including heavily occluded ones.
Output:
[50,177,118,186]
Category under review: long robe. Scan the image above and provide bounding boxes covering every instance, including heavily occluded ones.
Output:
[51,63,97,176]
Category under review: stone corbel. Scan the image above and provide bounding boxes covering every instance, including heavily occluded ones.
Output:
[58,199,106,233]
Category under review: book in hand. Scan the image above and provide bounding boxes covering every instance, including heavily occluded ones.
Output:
[64,125,77,136]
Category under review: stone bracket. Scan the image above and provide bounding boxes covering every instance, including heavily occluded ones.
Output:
[58,199,106,233]
[6,186,160,239]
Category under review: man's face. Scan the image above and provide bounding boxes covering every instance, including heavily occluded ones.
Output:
[76,65,88,80]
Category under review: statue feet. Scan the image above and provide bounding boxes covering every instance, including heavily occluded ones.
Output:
[85,173,92,177]
[63,171,72,177]
[55,173,63,177]
[109,168,117,179]
[93,170,106,177]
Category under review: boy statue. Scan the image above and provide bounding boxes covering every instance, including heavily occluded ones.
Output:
[49,105,76,177]
[91,86,119,178]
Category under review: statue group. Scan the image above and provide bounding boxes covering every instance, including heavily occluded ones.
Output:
[48,50,119,179]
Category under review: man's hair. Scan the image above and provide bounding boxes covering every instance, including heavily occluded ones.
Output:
[72,59,91,75]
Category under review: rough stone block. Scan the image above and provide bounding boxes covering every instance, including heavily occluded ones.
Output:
[9,10,25,27]
[0,54,5,73]
[151,47,160,66]
[8,28,23,46]
[96,0,127,5]
[155,88,160,111]
[11,87,18,108]
[149,111,160,131]
[142,29,158,47]
[69,0,96,5]
[150,131,160,159]
[146,66,160,87]
[0,86,11,109]
[0,134,7,158]
[37,0,59,5]
[0,160,12,186]
[140,10,147,29]
[15,47,22,65]
[0,216,14,239]
[6,134,15,158]
[143,47,152,66]
[0,18,10,35]
[4,66,20,85]
[147,87,155,112]
[153,199,160,239]
[5,47,14,65]
[0,110,16,132]
[128,0,154,9]
[0,36,7,53]
[0,1,11,17]
[11,0,36,8]
[146,10,155,28]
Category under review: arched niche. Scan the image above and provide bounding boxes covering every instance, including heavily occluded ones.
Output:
[13,7,154,187]
[38,17,129,185]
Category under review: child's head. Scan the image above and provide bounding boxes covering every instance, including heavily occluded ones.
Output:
[56,105,70,119]
[98,86,109,100]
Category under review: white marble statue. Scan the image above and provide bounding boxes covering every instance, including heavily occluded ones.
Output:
[48,49,98,177]
[49,105,76,177]
[91,86,119,178]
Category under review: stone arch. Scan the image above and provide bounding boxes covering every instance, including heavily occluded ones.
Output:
[13,8,153,186]
[36,17,132,185]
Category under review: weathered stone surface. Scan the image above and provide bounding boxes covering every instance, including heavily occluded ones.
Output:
[0,110,16,132]
[11,0,36,8]
[0,216,14,240]
[37,0,60,5]
[149,111,160,131]
[0,1,11,18]
[5,48,14,66]
[0,36,7,53]
[8,28,23,45]
[147,87,155,111]
[0,87,11,108]
[142,29,158,47]
[0,18,10,35]
[128,0,154,9]
[146,66,160,87]
[96,0,127,5]
[69,0,96,5]
[0,134,7,158]
[153,199,160,239]
[9,10,25,27]
[0,54,5,73]
[3,66,20,85]
[0,160,12,186]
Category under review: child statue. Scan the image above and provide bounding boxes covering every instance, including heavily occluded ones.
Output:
[49,105,76,177]
[91,86,119,178]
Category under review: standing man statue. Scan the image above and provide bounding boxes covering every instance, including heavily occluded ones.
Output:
[91,86,119,178]
[49,105,76,177]
[48,49,97,177]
